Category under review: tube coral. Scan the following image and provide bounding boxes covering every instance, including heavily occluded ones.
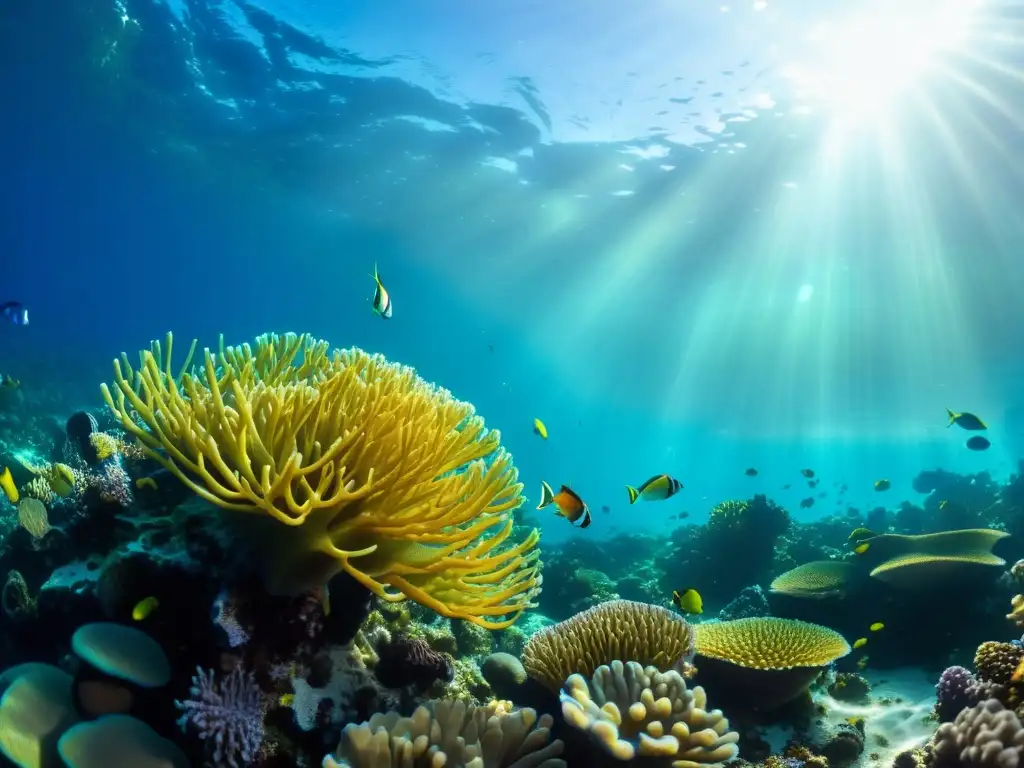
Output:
[101,332,542,628]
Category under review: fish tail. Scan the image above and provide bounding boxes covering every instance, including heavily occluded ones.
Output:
[626,485,640,504]
[537,480,555,509]
[946,408,956,427]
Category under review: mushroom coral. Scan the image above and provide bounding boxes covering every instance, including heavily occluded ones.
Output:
[101,332,542,629]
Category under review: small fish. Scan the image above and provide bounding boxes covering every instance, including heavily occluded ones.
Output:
[874,479,891,491]
[370,263,392,319]
[857,656,868,670]
[279,693,295,707]
[0,467,17,504]
[745,467,758,476]
[800,468,815,478]
[0,374,19,389]
[946,408,987,431]
[0,302,28,326]
[672,588,703,614]
[852,637,867,649]
[849,527,876,542]
[538,480,591,528]
[870,622,884,631]
[132,596,159,621]
[600,505,611,514]
[800,497,814,508]
[533,418,548,440]
[854,543,870,555]
[782,483,792,490]
[939,500,948,510]
[626,474,684,504]
[966,436,991,451]
[679,511,690,519]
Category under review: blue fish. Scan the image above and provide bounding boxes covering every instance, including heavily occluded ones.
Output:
[0,302,27,326]
[966,435,991,451]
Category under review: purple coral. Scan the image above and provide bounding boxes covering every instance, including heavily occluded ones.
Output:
[212,590,250,648]
[176,666,264,768]
[936,665,977,722]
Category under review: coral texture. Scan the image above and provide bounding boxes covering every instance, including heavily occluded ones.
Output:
[560,659,739,767]
[101,331,542,628]
[694,617,850,669]
[931,699,1024,768]
[522,600,695,692]
[175,666,264,768]
[375,635,454,690]
[937,666,978,723]
[323,699,566,767]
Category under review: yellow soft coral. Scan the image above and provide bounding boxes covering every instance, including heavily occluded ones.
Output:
[101,332,542,629]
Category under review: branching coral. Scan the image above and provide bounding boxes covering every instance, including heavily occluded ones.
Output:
[323,699,565,767]
[101,332,542,628]
[522,600,695,693]
[560,660,739,767]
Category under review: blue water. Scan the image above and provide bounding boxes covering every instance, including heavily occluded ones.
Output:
[3,0,1024,543]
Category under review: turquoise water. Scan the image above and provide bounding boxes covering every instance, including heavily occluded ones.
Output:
[2,0,1022,548]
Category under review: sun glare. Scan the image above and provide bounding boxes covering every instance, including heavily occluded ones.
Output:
[785,0,980,117]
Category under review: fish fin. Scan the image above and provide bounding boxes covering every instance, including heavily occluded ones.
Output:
[626,485,640,504]
[537,480,555,509]
[946,408,957,426]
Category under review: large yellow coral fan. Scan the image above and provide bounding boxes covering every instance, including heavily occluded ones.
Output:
[101,332,543,629]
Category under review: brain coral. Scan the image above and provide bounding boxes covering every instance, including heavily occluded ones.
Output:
[323,699,565,768]
[522,600,695,693]
[693,617,850,710]
[101,332,542,629]
[560,660,739,767]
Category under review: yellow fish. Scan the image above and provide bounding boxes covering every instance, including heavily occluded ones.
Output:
[132,596,159,621]
[873,479,891,491]
[626,475,684,504]
[672,588,703,615]
[857,656,868,670]
[533,418,548,440]
[48,463,75,497]
[0,467,18,504]
[279,693,295,707]
[370,263,392,319]
[852,637,867,649]
[848,527,876,542]
[854,543,870,555]
[870,622,884,631]
[946,408,986,431]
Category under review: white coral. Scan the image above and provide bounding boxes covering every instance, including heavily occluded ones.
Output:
[560,660,739,767]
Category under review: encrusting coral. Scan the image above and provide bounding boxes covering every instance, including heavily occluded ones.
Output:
[522,600,695,693]
[560,659,739,767]
[101,332,542,628]
[322,698,566,767]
